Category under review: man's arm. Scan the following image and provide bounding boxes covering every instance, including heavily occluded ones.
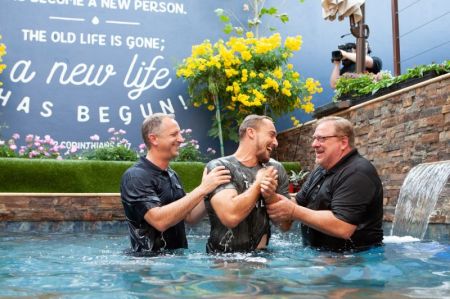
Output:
[341,50,375,68]
[330,61,341,89]
[210,167,266,228]
[266,198,356,239]
[144,166,230,232]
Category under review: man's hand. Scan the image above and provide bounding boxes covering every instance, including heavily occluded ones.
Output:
[199,166,231,195]
[267,197,296,223]
[260,166,278,204]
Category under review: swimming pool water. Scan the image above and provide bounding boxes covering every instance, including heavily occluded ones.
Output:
[1,223,449,298]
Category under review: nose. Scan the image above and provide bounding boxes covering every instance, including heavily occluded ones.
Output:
[273,137,278,148]
[311,137,320,148]
[178,134,185,143]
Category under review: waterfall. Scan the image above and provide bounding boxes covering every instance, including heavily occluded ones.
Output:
[391,160,450,239]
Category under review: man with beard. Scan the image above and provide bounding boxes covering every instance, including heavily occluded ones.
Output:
[267,116,383,252]
[204,114,292,253]
[120,113,231,254]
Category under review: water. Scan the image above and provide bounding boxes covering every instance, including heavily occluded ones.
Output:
[392,161,450,239]
[1,223,449,298]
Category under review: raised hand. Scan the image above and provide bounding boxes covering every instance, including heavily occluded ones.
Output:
[200,166,231,194]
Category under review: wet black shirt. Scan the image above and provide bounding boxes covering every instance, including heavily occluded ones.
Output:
[205,156,290,253]
[120,156,187,253]
[296,149,383,252]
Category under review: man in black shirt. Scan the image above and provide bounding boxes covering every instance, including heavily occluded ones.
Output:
[267,116,383,252]
[120,113,230,253]
[330,42,382,89]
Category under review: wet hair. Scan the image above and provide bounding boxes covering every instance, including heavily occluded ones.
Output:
[316,116,355,148]
[238,114,273,139]
[141,113,175,148]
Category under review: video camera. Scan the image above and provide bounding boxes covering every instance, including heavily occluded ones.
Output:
[331,43,356,63]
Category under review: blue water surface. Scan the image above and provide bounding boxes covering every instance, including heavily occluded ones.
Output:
[0,222,449,298]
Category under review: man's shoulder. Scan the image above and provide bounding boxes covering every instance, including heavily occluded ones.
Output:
[206,156,235,169]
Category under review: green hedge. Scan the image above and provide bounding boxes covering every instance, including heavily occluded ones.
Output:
[0,158,300,193]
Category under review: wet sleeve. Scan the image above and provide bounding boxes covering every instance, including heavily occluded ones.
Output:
[330,170,377,225]
[205,159,236,199]
[120,171,162,219]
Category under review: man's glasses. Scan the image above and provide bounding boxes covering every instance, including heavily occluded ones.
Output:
[311,135,343,143]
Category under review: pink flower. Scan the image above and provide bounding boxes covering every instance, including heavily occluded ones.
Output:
[25,134,34,143]
[108,128,115,133]
[185,129,192,134]
[9,144,17,150]
[118,129,126,135]
[243,4,249,11]
[12,133,20,140]
[70,145,78,153]
[90,134,100,141]
[139,143,146,150]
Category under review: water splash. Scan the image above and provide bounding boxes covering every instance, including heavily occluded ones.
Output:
[391,160,450,239]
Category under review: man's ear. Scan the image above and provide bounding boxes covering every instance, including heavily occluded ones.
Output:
[148,133,158,147]
[340,135,349,150]
[247,127,256,139]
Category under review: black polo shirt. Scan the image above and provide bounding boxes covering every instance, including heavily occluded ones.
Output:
[296,149,383,252]
[120,156,187,253]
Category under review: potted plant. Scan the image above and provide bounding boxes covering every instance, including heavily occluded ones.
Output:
[288,169,309,193]
[176,2,322,156]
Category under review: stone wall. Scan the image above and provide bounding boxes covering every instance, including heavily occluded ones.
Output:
[274,74,450,223]
[0,193,124,221]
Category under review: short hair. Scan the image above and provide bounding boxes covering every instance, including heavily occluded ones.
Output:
[238,114,273,139]
[316,116,355,147]
[141,113,175,148]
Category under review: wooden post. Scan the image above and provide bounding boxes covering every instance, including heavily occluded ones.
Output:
[391,0,401,75]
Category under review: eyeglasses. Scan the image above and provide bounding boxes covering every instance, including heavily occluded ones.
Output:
[311,135,343,143]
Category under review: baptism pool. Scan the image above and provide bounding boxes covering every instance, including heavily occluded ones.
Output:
[1,222,449,298]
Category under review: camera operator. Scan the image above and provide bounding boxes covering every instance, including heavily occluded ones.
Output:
[330,42,382,89]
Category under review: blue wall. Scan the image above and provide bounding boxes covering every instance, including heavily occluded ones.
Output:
[0,0,448,155]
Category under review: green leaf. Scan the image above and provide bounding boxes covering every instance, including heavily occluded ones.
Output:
[223,23,233,34]
[219,15,230,23]
[279,14,289,23]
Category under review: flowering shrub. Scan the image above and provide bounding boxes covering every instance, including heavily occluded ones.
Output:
[84,128,138,161]
[19,134,63,159]
[0,34,6,87]
[0,128,215,162]
[0,134,18,158]
[176,31,322,143]
[0,133,64,159]
[175,129,217,162]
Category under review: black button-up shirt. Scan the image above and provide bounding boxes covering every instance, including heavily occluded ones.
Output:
[120,156,187,253]
[296,149,383,251]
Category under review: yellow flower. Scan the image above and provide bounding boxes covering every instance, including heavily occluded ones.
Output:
[284,36,303,51]
[273,67,283,79]
[207,105,215,111]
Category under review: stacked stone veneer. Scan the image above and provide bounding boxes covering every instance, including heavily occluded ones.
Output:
[275,74,450,223]
[0,194,124,221]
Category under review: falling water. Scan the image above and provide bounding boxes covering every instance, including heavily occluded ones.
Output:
[391,160,450,239]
